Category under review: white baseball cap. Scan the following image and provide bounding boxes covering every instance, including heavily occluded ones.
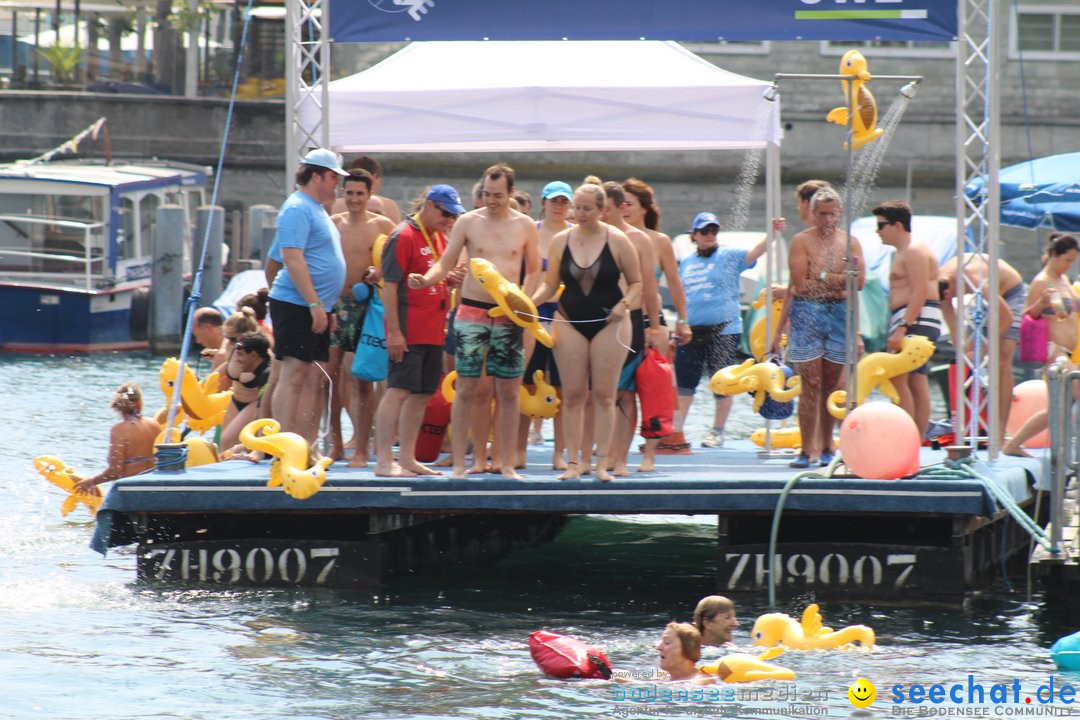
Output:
[302,148,348,177]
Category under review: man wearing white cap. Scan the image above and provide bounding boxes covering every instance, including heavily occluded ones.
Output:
[674,211,766,448]
[267,148,349,442]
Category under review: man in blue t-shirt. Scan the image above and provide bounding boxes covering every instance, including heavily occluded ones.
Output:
[267,148,348,442]
[674,212,766,448]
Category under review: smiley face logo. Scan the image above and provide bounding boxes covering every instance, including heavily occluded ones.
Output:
[848,678,876,708]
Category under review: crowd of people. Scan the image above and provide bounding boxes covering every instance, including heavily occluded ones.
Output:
[77,150,1080,492]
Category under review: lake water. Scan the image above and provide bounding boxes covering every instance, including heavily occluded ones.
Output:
[2,354,1076,720]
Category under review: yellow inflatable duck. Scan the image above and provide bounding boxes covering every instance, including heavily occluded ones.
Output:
[442,369,557,420]
[700,647,796,682]
[32,455,103,517]
[748,289,786,362]
[239,419,333,500]
[827,335,935,419]
[519,370,561,419]
[826,49,883,151]
[751,604,875,651]
[750,426,802,449]
[469,258,555,348]
[159,358,233,433]
[153,429,220,468]
[709,359,802,414]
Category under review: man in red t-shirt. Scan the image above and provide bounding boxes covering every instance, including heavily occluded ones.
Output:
[373,184,464,476]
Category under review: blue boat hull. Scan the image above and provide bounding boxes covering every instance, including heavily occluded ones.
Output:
[0,283,149,353]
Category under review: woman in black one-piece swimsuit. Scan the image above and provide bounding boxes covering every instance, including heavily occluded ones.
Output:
[531,184,643,481]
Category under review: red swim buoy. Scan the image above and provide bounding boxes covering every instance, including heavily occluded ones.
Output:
[529,630,612,680]
[635,348,676,439]
[414,379,452,463]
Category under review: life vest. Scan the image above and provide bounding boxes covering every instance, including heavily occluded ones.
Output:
[529,630,612,680]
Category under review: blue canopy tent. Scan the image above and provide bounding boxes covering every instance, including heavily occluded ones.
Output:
[965,152,1080,231]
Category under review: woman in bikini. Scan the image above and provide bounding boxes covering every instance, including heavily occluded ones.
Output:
[74,383,162,496]
[1003,233,1080,457]
[220,331,273,449]
[531,183,642,481]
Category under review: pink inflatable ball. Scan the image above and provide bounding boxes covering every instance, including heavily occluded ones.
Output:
[1004,379,1050,448]
[839,402,921,479]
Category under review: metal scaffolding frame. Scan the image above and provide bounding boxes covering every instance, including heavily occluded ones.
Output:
[285,0,330,192]
[954,0,1001,458]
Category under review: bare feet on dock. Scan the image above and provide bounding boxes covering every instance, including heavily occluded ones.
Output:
[449,465,467,479]
[1002,445,1033,458]
[329,444,345,462]
[557,461,581,481]
[552,456,567,471]
[501,468,523,479]
[594,467,613,483]
[399,462,441,476]
[434,454,454,467]
[612,463,630,477]
[374,462,416,477]
[347,454,369,468]
[467,462,488,475]
[636,458,657,472]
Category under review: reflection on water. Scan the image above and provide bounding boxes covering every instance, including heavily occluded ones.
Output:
[0,355,1075,719]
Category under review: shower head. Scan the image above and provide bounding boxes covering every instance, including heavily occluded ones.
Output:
[899,81,918,99]
[762,85,779,102]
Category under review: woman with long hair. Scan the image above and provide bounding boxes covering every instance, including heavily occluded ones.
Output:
[1003,232,1080,457]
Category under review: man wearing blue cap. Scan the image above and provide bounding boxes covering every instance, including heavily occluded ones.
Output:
[674,212,767,448]
[374,184,465,477]
[268,148,349,441]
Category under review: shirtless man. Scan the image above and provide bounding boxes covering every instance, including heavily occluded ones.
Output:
[409,164,541,479]
[330,156,402,224]
[329,170,395,466]
[601,181,663,475]
[787,188,865,467]
[939,253,1027,443]
[876,200,941,438]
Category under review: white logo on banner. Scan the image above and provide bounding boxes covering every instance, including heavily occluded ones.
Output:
[369,0,435,22]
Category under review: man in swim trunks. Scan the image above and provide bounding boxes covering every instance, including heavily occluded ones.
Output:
[374,184,462,477]
[786,188,865,468]
[939,253,1028,445]
[268,148,348,442]
[676,212,766,449]
[409,164,542,479]
[329,170,395,466]
[876,200,942,439]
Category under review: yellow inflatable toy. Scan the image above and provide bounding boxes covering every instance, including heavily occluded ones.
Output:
[239,418,333,500]
[709,359,802,414]
[159,357,233,433]
[750,426,802,449]
[153,429,220,468]
[469,258,555,348]
[701,647,796,682]
[442,370,557,420]
[748,289,786,362]
[827,335,935,419]
[751,603,875,651]
[826,49,883,151]
[520,370,561,419]
[372,233,387,283]
[32,455,103,517]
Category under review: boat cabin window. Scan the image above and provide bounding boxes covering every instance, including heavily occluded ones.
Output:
[0,193,105,277]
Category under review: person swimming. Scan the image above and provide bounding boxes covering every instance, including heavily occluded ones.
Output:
[693,595,738,647]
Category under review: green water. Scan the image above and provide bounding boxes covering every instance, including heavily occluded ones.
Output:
[1,354,1076,720]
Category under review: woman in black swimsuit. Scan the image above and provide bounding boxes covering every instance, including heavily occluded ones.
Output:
[220,332,272,449]
[531,184,642,481]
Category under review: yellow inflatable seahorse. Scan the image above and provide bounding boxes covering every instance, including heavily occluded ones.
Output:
[826,49,883,151]
[239,418,333,500]
[751,604,875,651]
[32,455,103,517]
[159,357,233,433]
[709,359,802,414]
[827,335,935,419]
[469,258,554,348]
[748,289,786,362]
[520,370,561,419]
[442,369,558,420]
[700,647,796,682]
[750,426,802,449]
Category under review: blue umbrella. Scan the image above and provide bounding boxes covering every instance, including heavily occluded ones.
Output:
[965,152,1080,203]
[999,197,1080,232]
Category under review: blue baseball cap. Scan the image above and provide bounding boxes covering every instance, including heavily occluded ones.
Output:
[541,181,573,201]
[692,211,720,230]
[427,184,466,215]
[302,148,348,177]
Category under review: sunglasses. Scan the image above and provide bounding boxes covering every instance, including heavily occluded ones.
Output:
[877,221,891,230]
[696,226,720,236]
[436,204,459,219]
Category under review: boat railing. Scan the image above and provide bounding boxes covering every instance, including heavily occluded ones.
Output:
[0,213,107,291]
[1046,357,1079,554]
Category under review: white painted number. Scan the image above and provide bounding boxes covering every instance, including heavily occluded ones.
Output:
[146,546,342,586]
[723,551,917,589]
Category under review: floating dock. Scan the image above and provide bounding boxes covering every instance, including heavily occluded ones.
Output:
[91,442,1046,599]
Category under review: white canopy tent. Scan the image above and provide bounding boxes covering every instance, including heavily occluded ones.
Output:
[309,40,782,153]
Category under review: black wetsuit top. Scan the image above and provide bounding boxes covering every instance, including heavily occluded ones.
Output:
[558,230,623,341]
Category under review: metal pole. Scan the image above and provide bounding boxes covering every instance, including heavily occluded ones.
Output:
[764,139,781,454]
[1046,360,1066,553]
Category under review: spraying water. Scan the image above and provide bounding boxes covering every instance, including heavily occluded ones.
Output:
[720,99,772,231]
[841,94,912,222]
